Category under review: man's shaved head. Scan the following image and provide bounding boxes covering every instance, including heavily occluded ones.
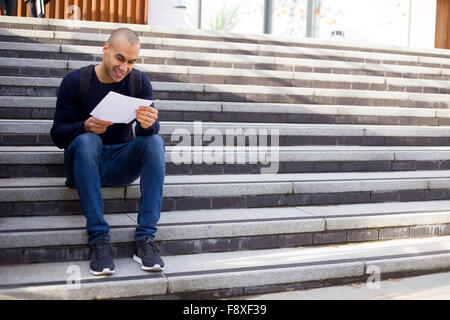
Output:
[107,28,140,48]
[96,27,141,83]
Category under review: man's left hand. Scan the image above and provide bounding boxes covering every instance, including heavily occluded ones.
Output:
[136,106,158,129]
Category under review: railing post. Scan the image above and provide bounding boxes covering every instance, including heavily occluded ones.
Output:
[306,0,317,37]
[196,0,202,29]
[263,0,273,34]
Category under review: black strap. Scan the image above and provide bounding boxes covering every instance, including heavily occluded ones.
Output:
[78,65,143,108]
[78,65,92,108]
[128,68,142,98]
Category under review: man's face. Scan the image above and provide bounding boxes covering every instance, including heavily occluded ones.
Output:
[102,36,140,82]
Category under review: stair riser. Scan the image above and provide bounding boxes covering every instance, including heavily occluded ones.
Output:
[0,35,441,67]
[2,223,449,265]
[2,133,450,147]
[1,107,448,128]
[1,268,448,300]
[0,50,434,77]
[2,26,450,72]
[152,270,442,300]
[0,35,351,63]
[3,159,450,178]
[2,87,445,109]
[3,189,450,217]
[2,19,450,62]
[1,255,448,300]
[3,51,450,84]
[2,64,450,97]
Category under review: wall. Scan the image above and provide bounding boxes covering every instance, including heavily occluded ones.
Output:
[410,0,436,48]
[147,0,190,28]
[0,0,440,49]
[0,0,148,24]
[435,0,450,48]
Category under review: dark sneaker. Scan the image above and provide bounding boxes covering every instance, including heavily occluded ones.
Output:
[89,238,115,276]
[133,237,165,271]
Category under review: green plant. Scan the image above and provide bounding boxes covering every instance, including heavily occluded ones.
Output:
[207,3,241,31]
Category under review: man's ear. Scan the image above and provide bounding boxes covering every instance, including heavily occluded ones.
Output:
[103,42,109,55]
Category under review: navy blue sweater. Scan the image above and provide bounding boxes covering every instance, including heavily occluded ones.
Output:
[50,65,160,149]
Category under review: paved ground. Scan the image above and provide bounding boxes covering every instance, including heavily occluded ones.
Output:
[233,271,450,300]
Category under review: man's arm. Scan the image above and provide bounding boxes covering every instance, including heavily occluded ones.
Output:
[135,73,160,136]
[136,105,158,129]
[84,117,113,134]
[50,72,88,149]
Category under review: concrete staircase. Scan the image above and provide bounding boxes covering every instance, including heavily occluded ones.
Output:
[1,15,450,300]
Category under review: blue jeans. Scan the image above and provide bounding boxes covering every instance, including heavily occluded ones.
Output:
[64,133,165,244]
[0,0,17,15]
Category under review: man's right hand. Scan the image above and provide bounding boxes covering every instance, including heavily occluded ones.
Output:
[83,116,113,134]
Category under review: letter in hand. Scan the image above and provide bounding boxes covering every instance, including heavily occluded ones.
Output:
[135,106,158,129]
[84,116,113,135]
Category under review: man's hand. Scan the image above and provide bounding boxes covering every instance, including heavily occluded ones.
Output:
[136,106,158,129]
[83,116,113,134]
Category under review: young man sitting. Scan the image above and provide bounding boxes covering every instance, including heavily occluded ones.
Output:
[51,28,165,276]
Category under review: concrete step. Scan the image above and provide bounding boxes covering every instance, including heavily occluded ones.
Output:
[1,200,450,265]
[243,271,450,300]
[2,15,450,64]
[1,235,450,299]
[3,170,450,216]
[2,41,450,81]
[1,96,448,129]
[1,76,448,108]
[1,15,450,300]
[2,57,450,97]
[3,43,450,89]
[3,15,450,58]
[2,119,450,147]
[3,145,450,178]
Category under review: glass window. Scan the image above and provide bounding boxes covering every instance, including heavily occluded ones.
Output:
[272,0,308,38]
[199,0,265,34]
[151,0,419,48]
[315,0,410,46]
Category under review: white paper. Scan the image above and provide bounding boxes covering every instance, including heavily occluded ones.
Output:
[90,91,153,123]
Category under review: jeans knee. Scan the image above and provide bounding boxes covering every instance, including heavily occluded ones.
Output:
[74,132,102,145]
[137,134,164,153]
[71,133,103,158]
[64,133,103,187]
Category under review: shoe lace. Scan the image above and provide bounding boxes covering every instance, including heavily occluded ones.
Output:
[139,237,160,256]
[92,239,113,258]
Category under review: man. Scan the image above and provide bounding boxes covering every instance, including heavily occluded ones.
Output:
[50,28,165,276]
[0,0,17,16]
[25,0,49,18]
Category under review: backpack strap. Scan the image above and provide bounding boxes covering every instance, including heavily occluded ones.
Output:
[128,68,142,98]
[78,65,93,108]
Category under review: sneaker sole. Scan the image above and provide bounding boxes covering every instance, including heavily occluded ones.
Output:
[89,268,115,276]
[133,255,164,271]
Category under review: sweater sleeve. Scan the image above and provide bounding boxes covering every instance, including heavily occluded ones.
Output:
[50,71,86,149]
[134,72,160,136]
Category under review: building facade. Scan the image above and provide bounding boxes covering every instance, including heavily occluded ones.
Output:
[0,0,446,49]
